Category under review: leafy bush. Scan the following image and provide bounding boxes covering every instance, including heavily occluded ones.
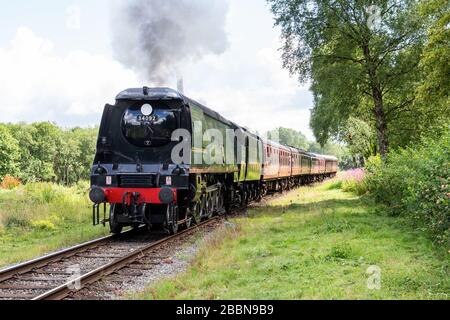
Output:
[325,243,354,261]
[3,215,31,229]
[326,179,343,190]
[0,176,21,190]
[342,179,368,196]
[365,131,450,246]
[31,220,57,231]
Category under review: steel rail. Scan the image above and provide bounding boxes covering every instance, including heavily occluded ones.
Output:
[33,218,219,300]
[0,229,137,283]
[0,191,288,300]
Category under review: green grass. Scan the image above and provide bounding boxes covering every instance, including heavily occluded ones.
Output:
[0,182,109,267]
[136,181,450,300]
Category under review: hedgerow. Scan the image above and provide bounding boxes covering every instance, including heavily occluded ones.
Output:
[365,131,450,246]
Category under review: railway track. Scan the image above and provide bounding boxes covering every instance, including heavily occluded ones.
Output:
[0,218,220,300]
[0,189,295,300]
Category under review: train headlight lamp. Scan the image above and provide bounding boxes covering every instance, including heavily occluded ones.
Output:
[95,165,107,175]
[159,188,174,204]
[89,187,106,204]
[141,104,153,116]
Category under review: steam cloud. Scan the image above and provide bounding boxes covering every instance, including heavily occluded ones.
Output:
[112,0,230,85]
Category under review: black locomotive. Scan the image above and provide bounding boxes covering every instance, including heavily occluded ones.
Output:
[89,87,338,234]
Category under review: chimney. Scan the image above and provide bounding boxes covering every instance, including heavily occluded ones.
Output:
[177,77,184,94]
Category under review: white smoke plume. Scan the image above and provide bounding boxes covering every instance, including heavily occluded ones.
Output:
[111,0,230,85]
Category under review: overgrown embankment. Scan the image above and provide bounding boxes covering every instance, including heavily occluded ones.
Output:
[365,131,449,247]
[0,182,108,267]
[137,183,449,300]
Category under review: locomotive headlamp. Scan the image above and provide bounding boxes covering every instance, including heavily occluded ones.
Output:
[95,165,107,175]
[141,104,153,116]
[89,187,106,204]
[159,188,174,204]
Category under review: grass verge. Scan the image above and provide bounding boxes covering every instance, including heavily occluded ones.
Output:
[0,182,109,268]
[136,181,450,300]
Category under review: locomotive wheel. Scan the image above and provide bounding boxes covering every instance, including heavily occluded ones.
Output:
[241,190,248,206]
[167,205,179,235]
[206,194,214,219]
[187,202,201,225]
[169,220,179,235]
[185,217,193,229]
[216,191,225,215]
[109,204,124,234]
[190,203,200,225]
[199,195,208,221]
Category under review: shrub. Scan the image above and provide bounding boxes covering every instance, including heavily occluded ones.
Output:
[365,131,450,246]
[325,243,354,261]
[0,175,21,190]
[24,182,66,204]
[3,215,30,229]
[31,220,57,231]
[325,179,343,190]
[334,169,368,196]
[342,179,368,196]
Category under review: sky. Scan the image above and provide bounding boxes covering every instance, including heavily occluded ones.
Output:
[0,0,315,139]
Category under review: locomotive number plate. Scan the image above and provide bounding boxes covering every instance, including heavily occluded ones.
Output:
[137,115,157,122]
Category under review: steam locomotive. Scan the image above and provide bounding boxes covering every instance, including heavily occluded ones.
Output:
[89,87,338,234]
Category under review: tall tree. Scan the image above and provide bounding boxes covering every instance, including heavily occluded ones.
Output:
[29,122,60,182]
[54,131,81,185]
[71,127,98,181]
[269,0,425,156]
[6,123,36,182]
[417,0,450,103]
[413,0,450,142]
[0,125,20,180]
[342,117,377,161]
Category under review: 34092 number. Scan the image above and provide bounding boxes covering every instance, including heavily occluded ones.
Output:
[137,115,157,122]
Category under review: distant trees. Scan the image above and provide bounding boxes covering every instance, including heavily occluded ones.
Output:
[0,125,20,180]
[267,127,357,169]
[0,123,97,185]
[267,127,309,149]
[308,140,357,169]
[268,0,449,157]
[1,120,360,185]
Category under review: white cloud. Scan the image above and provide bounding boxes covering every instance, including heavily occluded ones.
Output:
[181,42,314,139]
[66,5,82,31]
[0,27,139,126]
[0,22,314,139]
